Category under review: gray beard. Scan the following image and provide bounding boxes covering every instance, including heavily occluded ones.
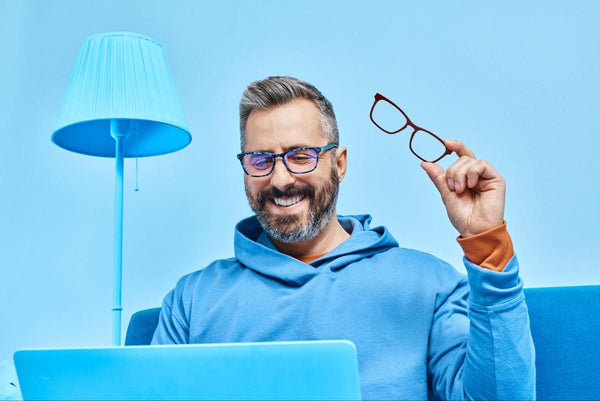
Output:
[256,192,337,243]
[248,168,339,243]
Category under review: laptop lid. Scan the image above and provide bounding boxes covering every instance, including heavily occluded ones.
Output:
[14,340,361,400]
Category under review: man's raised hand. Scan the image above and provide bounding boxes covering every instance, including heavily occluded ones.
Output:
[420,139,505,238]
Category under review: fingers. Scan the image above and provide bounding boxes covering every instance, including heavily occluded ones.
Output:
[444,139,475,159]
[447,158,501,193]
[466,163,484,189]
[424,139,502,195]
[443,139,481,193]
[446,156,471,193]
[421,162,452,200]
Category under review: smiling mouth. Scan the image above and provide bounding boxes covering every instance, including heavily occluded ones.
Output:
[272,195,304,207]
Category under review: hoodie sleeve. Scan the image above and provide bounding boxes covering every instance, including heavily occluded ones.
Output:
[151,286,190,345]
[428,256,536,400]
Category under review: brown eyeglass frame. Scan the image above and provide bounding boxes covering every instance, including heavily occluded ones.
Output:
[370,93,452,163]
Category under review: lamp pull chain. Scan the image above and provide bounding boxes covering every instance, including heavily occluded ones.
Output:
[134,131,140,192]
[135,158,139,192]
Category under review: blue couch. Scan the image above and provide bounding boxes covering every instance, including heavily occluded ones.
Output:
[126,285,600,400]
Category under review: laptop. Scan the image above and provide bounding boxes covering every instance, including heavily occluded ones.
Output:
[14,340,361,400]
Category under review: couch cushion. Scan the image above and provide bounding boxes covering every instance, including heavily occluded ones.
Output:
[525,285,600,400]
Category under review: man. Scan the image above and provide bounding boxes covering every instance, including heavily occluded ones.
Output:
[152,76,535,400]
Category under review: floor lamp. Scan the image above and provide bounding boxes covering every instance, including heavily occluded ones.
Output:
[51,32,191,346]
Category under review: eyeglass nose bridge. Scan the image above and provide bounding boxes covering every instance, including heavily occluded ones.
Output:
[370,92,452,163]
[247,152,301,177]
[271,152,320,176]
[238,145,336,177]
[269,153,294,176]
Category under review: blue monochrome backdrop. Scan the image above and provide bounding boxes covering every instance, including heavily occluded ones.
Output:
[1,0,599,363]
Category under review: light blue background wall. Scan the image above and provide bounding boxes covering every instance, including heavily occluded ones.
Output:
[1,0,598,362]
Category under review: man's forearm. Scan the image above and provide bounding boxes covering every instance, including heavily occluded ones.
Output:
[462,257,536,400]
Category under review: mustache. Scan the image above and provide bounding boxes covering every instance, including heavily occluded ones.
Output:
[257,185,315,205]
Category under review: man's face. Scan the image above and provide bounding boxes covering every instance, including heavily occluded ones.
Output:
[243,98,342,243]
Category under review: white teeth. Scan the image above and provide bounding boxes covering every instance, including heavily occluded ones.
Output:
[273,195,303,207]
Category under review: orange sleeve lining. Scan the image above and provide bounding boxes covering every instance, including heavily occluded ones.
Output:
[456,221,514,272]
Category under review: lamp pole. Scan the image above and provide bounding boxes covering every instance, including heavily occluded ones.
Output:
[110,119,128,346]
[52,33,191,346]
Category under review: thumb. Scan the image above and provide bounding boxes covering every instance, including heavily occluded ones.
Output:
[421,162,450,198]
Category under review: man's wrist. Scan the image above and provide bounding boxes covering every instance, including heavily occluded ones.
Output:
[456,221,514,272]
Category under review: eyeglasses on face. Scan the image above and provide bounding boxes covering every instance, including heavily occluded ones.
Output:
[237,144,338,177]
[369,93,452,163]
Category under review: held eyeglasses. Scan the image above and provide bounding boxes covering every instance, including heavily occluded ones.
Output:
[237,144,338,177]
[370,93,452,163]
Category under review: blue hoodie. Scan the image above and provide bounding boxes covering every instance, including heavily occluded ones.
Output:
[152,215,535,400]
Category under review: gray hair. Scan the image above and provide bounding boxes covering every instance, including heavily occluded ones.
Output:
[239,76,339,150]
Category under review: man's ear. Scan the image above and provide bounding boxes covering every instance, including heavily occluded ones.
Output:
[335,147,347,182]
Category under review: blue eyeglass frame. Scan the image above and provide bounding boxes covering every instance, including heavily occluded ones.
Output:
[237,144,338,177]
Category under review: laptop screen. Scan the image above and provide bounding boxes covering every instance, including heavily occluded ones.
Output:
[14,340,361,400]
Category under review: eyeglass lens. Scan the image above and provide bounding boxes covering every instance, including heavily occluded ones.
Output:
[409,129,449,163]
[243,148,319,176]
[371,98,448,163]
[371,98,408,133]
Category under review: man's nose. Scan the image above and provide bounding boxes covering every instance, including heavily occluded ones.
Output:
[269,158,296,190]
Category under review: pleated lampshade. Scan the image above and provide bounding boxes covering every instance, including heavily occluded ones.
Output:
[52,32,191,157]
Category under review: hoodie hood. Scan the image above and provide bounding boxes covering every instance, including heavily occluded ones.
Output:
[234,214,399,286]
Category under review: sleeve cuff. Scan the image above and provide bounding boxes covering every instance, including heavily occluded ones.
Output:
[456,221,514,272]
[464,255,523,306]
